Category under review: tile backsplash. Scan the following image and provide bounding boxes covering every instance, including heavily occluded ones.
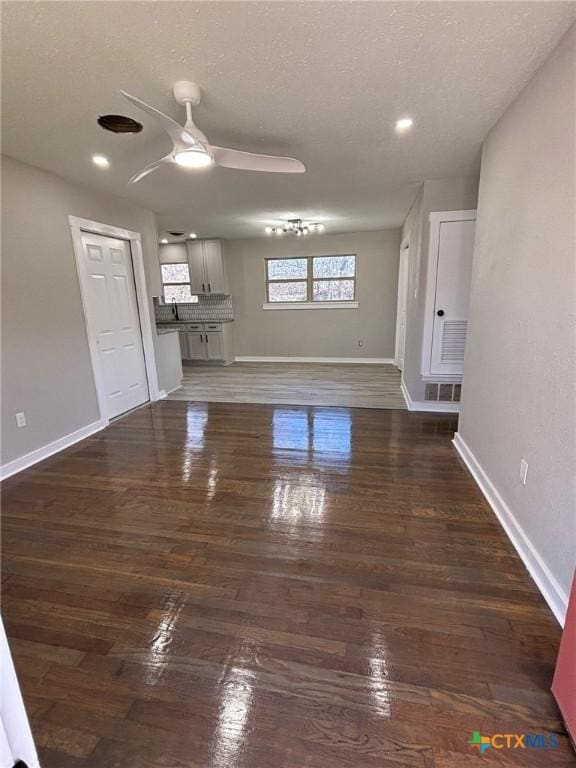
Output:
[154,294,234,322]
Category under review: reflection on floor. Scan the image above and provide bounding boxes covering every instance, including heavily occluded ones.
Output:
[168,361,406,409]
[1,401,571,767]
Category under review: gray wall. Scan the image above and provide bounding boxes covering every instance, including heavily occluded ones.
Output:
[1,156,161,466]
[158,242,188,264]
[401,177,479,402]
[226,229,400,359]
[458,25,576,602]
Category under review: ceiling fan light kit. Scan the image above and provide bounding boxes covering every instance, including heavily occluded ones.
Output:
[121,81,305,184]
[173,148,213,168]
[265,219,324,236]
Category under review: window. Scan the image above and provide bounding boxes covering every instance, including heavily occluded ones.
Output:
[266,255,356,304]
[160,263,197,303]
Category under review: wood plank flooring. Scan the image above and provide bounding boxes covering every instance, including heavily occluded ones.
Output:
[1,401,572,767]
[168,361,406,409]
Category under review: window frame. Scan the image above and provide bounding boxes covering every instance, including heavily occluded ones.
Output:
[160,262,197,303]
[265,254,357,305]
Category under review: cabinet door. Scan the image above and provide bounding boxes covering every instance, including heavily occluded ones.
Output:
[203,240,226,293]
[187,241,207,294]
[205,332,224,360]
[178,331,190,359]
[187,333,206,360]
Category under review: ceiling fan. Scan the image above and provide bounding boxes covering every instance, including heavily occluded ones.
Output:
[121,81,306,184]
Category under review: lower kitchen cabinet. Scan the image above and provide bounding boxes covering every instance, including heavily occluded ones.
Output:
[180,332,205,360]
[206,331,224,360]
[178,323,234,364]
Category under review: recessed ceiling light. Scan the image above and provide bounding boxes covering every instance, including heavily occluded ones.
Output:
[395,117,414,133]
[189,232,197,239]
[160,238,168,244]
[92,154,110,168]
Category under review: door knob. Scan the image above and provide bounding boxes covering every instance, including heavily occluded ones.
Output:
[437,309,445,317]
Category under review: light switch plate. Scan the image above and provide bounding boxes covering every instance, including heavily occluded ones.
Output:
[15,412,27,428]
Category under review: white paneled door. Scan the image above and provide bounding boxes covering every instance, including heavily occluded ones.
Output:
[430,218,476,375]
[80,232,149,419]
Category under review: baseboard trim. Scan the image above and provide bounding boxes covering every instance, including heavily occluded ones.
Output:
[453,431,568,626]
[235,356,395,364]
[0,419,106,481]
[401,380,460,413]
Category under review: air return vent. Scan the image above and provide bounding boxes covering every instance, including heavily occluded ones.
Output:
[440,320,467,363]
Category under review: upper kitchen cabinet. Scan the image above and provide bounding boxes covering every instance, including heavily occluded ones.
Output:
[187,239,227,294]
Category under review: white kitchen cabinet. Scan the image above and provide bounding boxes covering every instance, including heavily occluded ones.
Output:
[186,239,227,294]
[206,331,224,360]
[188,241,206,294]
[178,323,235,364]
[184,332,206,360]
[422,210,477,377]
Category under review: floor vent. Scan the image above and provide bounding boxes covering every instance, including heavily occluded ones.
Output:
[425,382,461,402]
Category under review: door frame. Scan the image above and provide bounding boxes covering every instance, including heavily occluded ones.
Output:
[394,236,410,369]
[69,216,160,425]
[421,210,477,379]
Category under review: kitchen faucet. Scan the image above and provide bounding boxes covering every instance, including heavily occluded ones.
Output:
[171,297,180,320]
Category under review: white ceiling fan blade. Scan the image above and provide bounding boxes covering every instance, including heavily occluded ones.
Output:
[211,146,305,173]
[121,90,198,151]
[128,154,174,184]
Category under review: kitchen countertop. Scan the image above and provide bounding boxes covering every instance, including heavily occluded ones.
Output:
[156,327,181,335]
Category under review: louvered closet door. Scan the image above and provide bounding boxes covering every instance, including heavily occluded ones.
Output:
[430,218,476,375]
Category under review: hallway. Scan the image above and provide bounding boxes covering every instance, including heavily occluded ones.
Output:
[168,361,406,409]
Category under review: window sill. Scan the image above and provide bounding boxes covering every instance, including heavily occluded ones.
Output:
[263,301,359,311]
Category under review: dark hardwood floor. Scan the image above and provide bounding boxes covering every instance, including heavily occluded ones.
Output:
[1,401,572,767]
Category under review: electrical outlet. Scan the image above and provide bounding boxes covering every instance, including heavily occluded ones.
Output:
[519,458,528,486]
[15,412,27,428]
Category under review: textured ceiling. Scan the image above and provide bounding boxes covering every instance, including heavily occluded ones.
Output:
[2,2,574,239]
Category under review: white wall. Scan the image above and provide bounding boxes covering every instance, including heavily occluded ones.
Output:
[457,25,576,620]
[400,177,479,402]
[226,229,400,359]
[1,156,161,467]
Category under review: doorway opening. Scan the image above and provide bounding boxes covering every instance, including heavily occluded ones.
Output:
[394,238,410,370]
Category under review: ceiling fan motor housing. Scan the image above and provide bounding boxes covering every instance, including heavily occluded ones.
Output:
[173,81,201,106]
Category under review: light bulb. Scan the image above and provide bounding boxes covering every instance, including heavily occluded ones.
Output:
[265,227,273,234]
[160,238,168,244]
[189,232,197,239]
